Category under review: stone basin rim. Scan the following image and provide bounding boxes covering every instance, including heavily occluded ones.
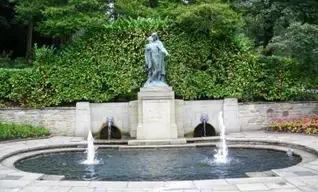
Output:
[1,138,318,163]
[1,141,317,182]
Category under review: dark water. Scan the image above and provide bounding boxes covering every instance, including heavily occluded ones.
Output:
[15,147,301,181]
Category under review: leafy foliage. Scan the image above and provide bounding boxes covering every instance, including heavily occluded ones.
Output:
[1,0,317,108]
[0,52,27,68]
[176,2,243,36]
[37,0,109,40]
[0,122,50,141]
[0,15,266,107]
[267,23,318,87]
[246,56,303,101]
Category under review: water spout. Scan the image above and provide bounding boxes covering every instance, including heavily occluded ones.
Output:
[214,111,228,163]
[82,130,99,165]
[106,117,114,141]
[200,114,209,137]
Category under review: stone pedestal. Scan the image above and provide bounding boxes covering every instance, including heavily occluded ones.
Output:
[136,86,178,140]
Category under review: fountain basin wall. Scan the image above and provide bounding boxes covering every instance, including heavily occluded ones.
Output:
[0,101,317,136]
[2,140,316,182]
[13,147,302,181]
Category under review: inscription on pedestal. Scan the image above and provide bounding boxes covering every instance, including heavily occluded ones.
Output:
[136,87,178,139]
[143,100,170,125]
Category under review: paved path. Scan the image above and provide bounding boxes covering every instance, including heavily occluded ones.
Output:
[0,132,318,192]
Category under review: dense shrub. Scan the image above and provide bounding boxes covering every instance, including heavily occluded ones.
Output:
[0,16,312,107]
[269,116,318,134]
[0,122,50,141]
[32,17,261,104]
[267,23,318,88]
[245,56,303,101]
[0,69,13,104]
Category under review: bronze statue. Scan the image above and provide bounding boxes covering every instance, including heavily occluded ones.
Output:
[144,33,169,87]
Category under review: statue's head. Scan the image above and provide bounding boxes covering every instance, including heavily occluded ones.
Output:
[147,36,153,42]
[151,33,159,41]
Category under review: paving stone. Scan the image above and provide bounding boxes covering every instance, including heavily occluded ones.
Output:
[182,190,200,192]
[284,177,307,187]
[297,186,318,192]
[127,181,164,188]
[68,187,91,192]
[93,188,105,192]
[264,182,296,189]
[0,176,22,180]
[164,181,195,189]
[294,171,317,176]
[0,189,11,192]
[212,191,239,192]
[19,187,50,192]
[0,180,32,188]
[210,184,238,191]
[32,180,90,187]
[193,179,228,188]
[89,181,128,189]
[45,186,71,192]
[8,189,21,192]
[198,189,213,192]
[236,183,269,191]
[226,177,283,184]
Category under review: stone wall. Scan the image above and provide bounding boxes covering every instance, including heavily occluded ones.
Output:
[1,101,317,137]
[239,102,318,131]
[0,107,75,136]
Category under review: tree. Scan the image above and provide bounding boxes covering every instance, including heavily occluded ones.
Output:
[176,2,243,36]
[267,22,318,87]
[233,0,318,48]
[37,0,108,41]
[9,0,49,62]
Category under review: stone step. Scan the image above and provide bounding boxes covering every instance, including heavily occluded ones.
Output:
[127,138,187,146]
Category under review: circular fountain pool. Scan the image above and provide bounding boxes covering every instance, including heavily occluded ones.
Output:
[15,147,301,181]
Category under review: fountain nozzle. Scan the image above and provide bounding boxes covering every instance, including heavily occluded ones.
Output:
[200,114,209,123]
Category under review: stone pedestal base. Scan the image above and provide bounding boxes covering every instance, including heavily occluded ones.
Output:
[136,86,178,140]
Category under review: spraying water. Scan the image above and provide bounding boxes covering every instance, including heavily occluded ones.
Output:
[203,121,206,137]
[108,121,112,141]
[214,111,228,163]
[106,117,114,141]
[82,130,99,165]
[200,114,209,137]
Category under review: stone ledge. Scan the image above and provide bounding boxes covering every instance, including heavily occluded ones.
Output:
[127,138,186,146]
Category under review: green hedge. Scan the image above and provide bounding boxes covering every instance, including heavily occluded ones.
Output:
[0,122,50,141]
[0,17,310,107]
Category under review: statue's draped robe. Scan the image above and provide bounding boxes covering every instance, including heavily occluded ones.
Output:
[145,40,167,82]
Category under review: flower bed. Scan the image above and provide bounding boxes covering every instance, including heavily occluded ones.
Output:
[269,115,318,134]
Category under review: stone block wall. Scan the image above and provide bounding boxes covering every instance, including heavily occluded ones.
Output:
[239,102,318,131]
[1,101,317,137]
[0,107,75,135]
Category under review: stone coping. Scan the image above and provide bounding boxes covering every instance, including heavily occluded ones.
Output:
[0,132,318,192]
[238,101,318,105]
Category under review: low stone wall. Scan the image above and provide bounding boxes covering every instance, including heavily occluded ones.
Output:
[239,102,318,131]
[0,107,76,135]
[1,101,317,137]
